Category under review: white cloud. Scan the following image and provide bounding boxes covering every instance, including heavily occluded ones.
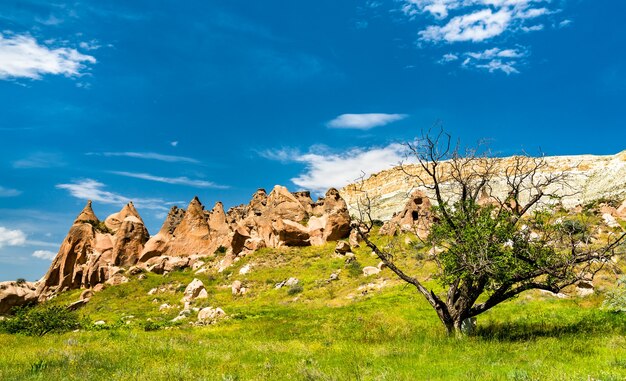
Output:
[0,226,27,249]
[0,186,21,197]
[460,47,527,74]
[440,47,526,74]
[32,250,56,261]
[420,8,512,42]
[558,19,572,28]
[0,33,96,80]
[327,113,408,130]
[87,152,200,164]
[109,171,228,189]
[404,0,555,43]
[262,144,408,194]
[170,141,179,147]
[56,179,173,211]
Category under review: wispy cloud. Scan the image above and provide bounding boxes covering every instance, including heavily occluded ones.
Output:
[0,186,21,197]
[109,171,228,189]
[32,250,56,261]
[440,47,527,74]
[56,179,174,211]
[0,226,27,249]
[261,144,408,194]
[13,152,65,169]
[87,152,200,164]
[0,33,96,80]
[327,113,408,130]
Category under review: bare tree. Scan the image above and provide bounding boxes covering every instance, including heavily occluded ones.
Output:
[353,130,626,336]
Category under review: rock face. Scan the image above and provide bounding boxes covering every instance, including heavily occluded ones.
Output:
[341,151,626,221]
[0,281,37,315]
[31,185,352,300]
[36,201,150,300]
[380,190,433,238]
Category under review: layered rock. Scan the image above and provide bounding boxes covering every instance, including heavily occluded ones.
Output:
[36,201,150,300]
[341,150,626,221]
[380,190,433,238]
[0,281,37,315]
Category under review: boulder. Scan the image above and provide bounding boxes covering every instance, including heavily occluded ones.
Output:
[362,266,381,276]
[197,307,226,324]
[181,279,208,302]
[0,281,37,315]
[335,241,351,255]
[231,280,242,296]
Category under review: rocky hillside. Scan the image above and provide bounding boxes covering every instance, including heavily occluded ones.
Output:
[340,150,626,221]
[33,185,351,301]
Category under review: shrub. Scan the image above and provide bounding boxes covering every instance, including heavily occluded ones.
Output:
[287,283,303,295]
[603,277,626,313]
[215,246,227,255]
[346,260,363,277]
[15,278,27,285]
[0,305,82,336]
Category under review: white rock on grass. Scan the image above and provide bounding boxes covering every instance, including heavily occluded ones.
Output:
[197,307,226,324]
[362,266,381,276]
[181,278,207,302]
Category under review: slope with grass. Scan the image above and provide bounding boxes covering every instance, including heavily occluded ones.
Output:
[1,232,626,381]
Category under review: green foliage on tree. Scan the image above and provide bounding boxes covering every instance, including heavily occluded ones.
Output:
[354,130,626,336]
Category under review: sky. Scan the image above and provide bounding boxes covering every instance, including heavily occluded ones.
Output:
[0,0,625,281]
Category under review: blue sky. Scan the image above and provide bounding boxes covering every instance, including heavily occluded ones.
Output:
[0,0,625,280]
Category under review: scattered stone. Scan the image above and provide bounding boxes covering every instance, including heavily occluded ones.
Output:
[67,299,89,311]
[181,279,208,302]
[128,266,144,276]
[335,241,351,255]
[105,273,129,286]
[231,280,243,296]
[93,283,105,293]
[197,307,226,324]
[344,253,356,264]
[329,273,339,281]
[239,264,252,275]
[171,315,187,323]
[138,274,147,280]
[377,261,386,270]
[94,320,106,326]
[603,213,621,228]
[285,277,299,287]
[192,260,205,271]
[79,289,94,301]
[159,303,172,311]
[148,288,158,295]
[362,266,381,276]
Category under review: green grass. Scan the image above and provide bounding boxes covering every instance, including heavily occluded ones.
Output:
[1,238,626,380]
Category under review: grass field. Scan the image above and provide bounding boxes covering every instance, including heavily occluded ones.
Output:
[1,239,625,380]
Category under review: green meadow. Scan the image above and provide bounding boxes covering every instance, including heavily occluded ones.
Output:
[1,239,625,380]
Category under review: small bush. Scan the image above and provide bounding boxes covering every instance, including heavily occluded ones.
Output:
[603,277,626,313]
[287,284,303,295]
[0,305,82,336]
[15,278,27,285]
[346,260,363,277]
[215,246,227,255]
[559,219,587,235]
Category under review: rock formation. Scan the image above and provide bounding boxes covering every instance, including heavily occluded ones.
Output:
[36,201,150,300]
[0,281,37,315]
[341,150,626,221]
[31,185,352,301]
[380,190,433,238]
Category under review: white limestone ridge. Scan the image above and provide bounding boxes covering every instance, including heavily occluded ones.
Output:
[340,150,626,221]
